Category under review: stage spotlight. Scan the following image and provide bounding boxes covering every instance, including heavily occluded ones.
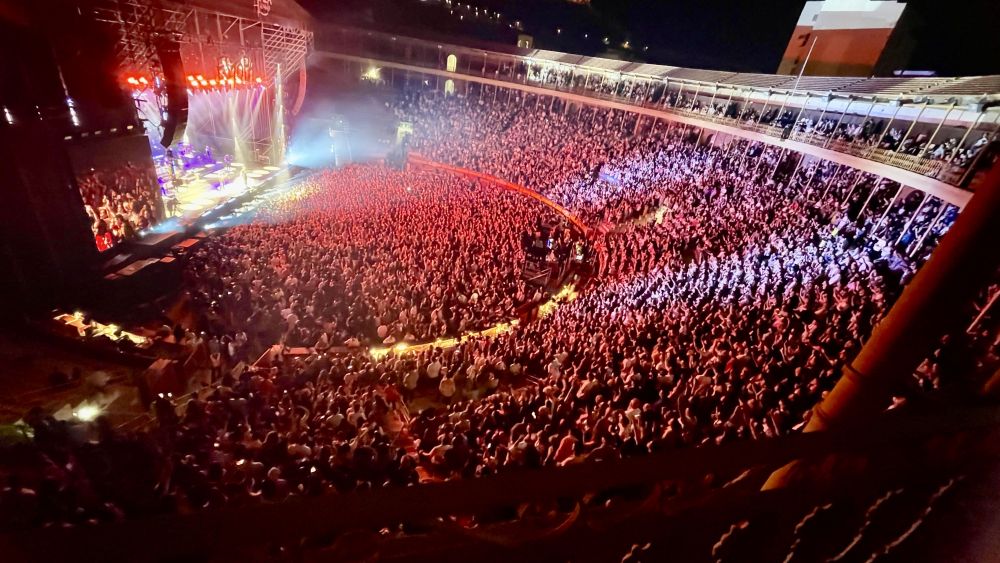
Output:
[199,79,208,86]
[187,75,194,81]
[126,76,139,85]
[256,77,263,84]
[139,77,149,85]
[75,404,101,422]
[209,79,217,86]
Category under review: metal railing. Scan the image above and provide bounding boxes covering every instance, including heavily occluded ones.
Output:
[2,404,996,562]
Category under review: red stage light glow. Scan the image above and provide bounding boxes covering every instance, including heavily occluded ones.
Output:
[126,77,139,85]
[138,77,148,85]
[209,79,218,86]
[256,77,263,84]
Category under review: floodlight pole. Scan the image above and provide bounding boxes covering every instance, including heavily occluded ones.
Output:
[791,36,817,94]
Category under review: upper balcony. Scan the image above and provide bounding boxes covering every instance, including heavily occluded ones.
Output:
[315,25,1000,201]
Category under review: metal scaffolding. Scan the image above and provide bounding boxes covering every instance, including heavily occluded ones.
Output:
[88,0,311,162]
[90,0,312,86]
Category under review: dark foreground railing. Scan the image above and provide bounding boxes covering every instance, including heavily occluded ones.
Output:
[1,405,997,562]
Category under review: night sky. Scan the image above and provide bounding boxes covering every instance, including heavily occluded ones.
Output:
[302,0,1000,77]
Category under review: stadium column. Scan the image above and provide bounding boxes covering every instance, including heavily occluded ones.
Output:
[894,193,931,246]
[894,101,929,154]
[737,87,750,120]
[788,153,805,183]
[765,163,1000,489]
[947,111,986,165]
[756,91,771,124]
[792,93,812,137]
[690,82,702,110]
[708,83,719,113]
[847,98,880,150]
[916,102,956,160]
[909,203,949,257]
[873,184,905,232]
[857,176,885,218]
[801,158,822,198]
[870,102,904,154]
[826,97,854,147]
[819,164,846,201]
[813,97,832,142]
[774,91,790,124]
[723,87,734,115]
[769,148,786,179]
[842,171,866,204]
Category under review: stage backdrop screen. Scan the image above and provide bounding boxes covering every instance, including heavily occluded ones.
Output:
[67,133,163,251]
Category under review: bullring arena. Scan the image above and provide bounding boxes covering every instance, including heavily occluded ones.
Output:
[1,1,999,561]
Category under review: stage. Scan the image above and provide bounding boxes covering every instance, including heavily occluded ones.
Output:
[161,160,289,225]
[98,162,298,277]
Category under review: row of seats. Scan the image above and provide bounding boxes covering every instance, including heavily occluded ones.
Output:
[612,70,989,99]
[926,75,1000,96]
[665,68,738,83]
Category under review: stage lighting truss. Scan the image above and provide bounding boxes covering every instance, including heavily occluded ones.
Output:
[90,0,312,87]
[90,0,310,162]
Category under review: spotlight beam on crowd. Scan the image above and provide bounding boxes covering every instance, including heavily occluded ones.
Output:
[182,87,267,165]
[228,93,246,164]
[275,63,287,164]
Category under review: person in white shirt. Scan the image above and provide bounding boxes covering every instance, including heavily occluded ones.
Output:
[439,374,456,404]
[403,369,420,398]
[426,358,442,380]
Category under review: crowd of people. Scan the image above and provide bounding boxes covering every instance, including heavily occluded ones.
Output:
[2,90,992,533]
[516,61,996,170]
[76,162,161,251]
[183,165,569,352]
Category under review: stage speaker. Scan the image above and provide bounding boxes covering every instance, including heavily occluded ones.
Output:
[156,38,189,147]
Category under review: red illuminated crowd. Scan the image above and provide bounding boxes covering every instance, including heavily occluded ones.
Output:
[3,91,990,531]
[77,162,160,251]
[183,166,567,352]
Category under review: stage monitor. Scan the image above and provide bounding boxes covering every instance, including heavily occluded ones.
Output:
[66,133,164,252]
